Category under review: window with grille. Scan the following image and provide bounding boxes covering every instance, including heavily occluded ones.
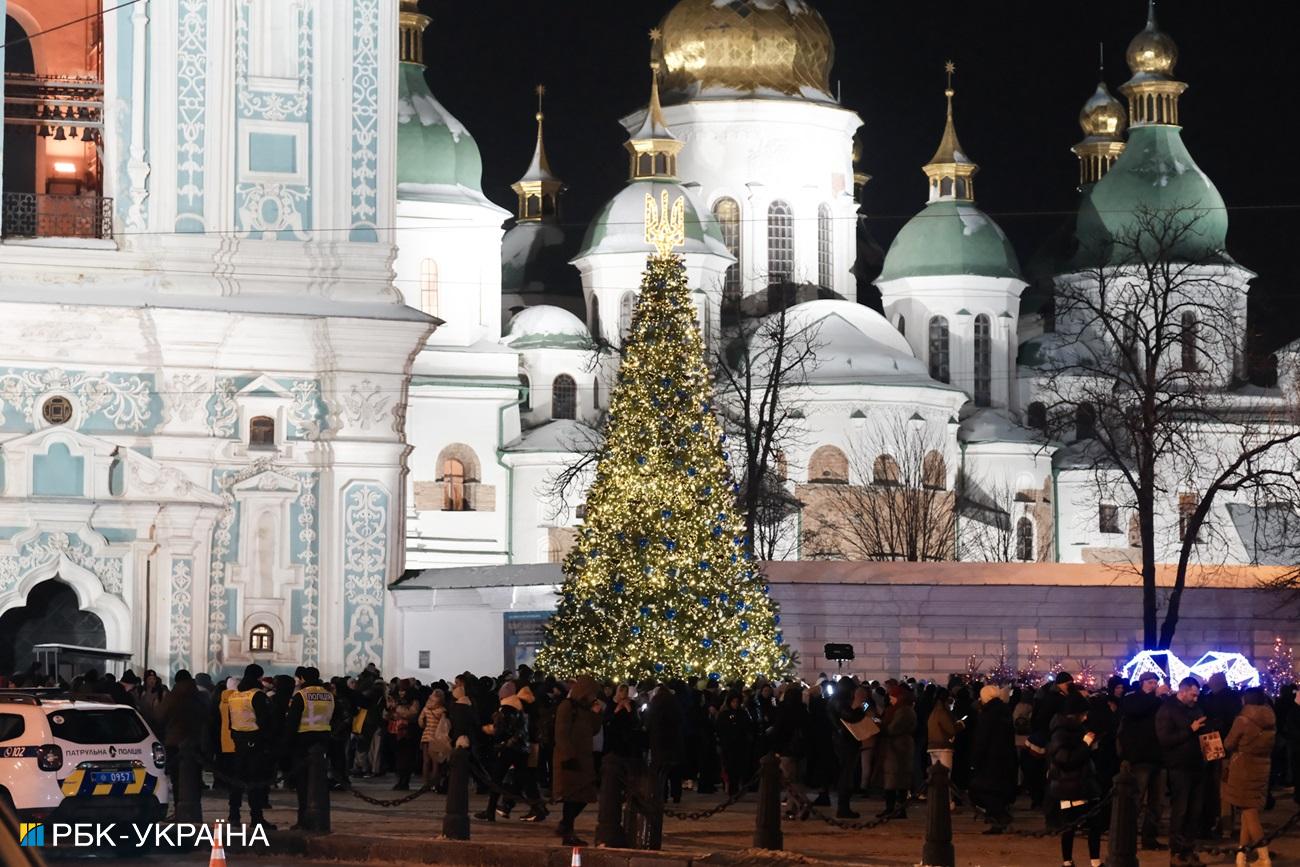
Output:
[249,415,275,447]
[928,316,950,383]
[420,259,439,316]
[713,198,742,313]
[973,314,992,406]
[249,624,274,652]
[817,203,833,289]
[42,396,73,425]
[1099,504,1120,534]
[443,458,467,511]
[767,201,793,285]
[552,374,576,420]
[1015,517,1034,561]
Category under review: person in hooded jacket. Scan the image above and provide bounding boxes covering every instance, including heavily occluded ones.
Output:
[645,683,686,804]
[1118,671,1168,850]
[715,691,756,796]
[970,684,1017,833]
[553,675,602,846]
[1223,688,1276,867]
[1283,685,1300,805]
[879,684,917,819]
[476,682,531,821]
[1047,692,1105,867]
[159,669,206,816]
[771,684,809,816]
[827,677,868,819]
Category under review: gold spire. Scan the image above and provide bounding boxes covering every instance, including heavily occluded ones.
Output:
[921,61,977,203]
[399,0,430,66]
[1121,0,1186,127]
[1072,46,1128,188]
[512,84,564,221]
[625,30,684,181]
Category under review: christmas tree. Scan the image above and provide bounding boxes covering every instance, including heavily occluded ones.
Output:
[1262,636,1295,697]
[537,196,787,684]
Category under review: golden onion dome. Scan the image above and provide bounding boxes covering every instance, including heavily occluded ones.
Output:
[1078,81,1127,141]
[1125,2,1177,79]
[655,0,835,104]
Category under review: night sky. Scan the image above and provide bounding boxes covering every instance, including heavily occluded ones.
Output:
[422,1,1298,381]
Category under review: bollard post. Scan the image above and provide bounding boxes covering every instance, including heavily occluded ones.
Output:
[752,752,783,851]
[1105,761,1139,867]
[306,741,331,833]
[920,762,955,867]
[633,762,663,851]
[175,744,203,822]
[595,753,629,849]
[441,747,471,840]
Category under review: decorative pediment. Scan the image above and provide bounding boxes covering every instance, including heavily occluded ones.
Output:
[236,374,296,401]
[231,468,302,496]
[119,449,225,506]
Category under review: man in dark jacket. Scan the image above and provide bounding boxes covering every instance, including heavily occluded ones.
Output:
[284,666,334,832]
[970,684,1017,833]
[159,670,206,819]
[1118,671,1167,850]
[1199,671,1241,839]
[227,663,275,829]
[1156,676,1208,865]
[827,678,867,819]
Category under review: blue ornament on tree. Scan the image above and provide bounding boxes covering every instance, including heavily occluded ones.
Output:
[639,606,651,617]
[654,662,665,673]
[740,649,750,659]
[718,592,729,603]
[665,609,677,620]
[661,509,672,519]
[692,423,702,433]
[698,596,711,607]
[630,625,641,636]
[773,614,781,625]
[701,637,713,649]
[739,619,750,632]
[638,537,649,549]
[636,455,647,465]
[712,525,723,537]
[686,467,697,477]
[699,560,711,571]
[612,581,625,594]
[708,672,721,681]
[735,600,745,611]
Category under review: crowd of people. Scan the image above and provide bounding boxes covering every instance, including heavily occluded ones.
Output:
[5,662,1299,866]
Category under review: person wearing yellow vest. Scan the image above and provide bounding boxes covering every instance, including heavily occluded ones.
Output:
[284,665,334,831]
[227,663,274,830]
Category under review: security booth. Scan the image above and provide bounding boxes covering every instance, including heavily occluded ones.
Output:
[32,643,133,684]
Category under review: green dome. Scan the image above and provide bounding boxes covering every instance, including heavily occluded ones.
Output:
[1072,125,1227,267]
[397,62,483,193]
[576,180,730,260]
[878,200,1022,282]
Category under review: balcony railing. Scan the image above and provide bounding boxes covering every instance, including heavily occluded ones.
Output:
[1,192,113,240]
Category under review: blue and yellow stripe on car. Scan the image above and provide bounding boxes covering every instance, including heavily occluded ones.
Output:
[59,768,157,797]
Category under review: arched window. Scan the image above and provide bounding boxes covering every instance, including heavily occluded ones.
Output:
[420,259,439,316]
[873,454,900,486]
[922,451,946,490]
[1181,311,1198,372]
[525,195,541,218]
[249,415,275,447]
[896,315,906,337]
[654,153,668,175]
[928,316,950,383]
[552,374,576,420]
[767,201,793,285]
[1026,401,1047,433]
[619,291,636,341]
[807,445,848,483]
[817,203,833,289]
[1178,492,1199,542]
[713,198,742,316]
[592,376,600,410]
[1015,517,1034,561]
[973,313,992,407]
[519,374,531,412]
[442,458,467,511]
[637,153,652,177]
[590,295,601,338]
[1075,402,1096,441]
[249,624,274,652]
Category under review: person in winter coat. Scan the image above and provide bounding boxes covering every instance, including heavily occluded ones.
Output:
[553,675,602,846]
[1156,676,1208,865]
[771,685,809,813]
[1223,688,1276,867]
[645,684,686,803]
[1118,671,1167,850]
[1284,685,1300,805]
[386,679,421,790]
[715,691,755,796]
[1047,693,1104,867]
[418,689,451,789]
[927,687,963,809]
[476,683,531,821]
[827,677,868,818]
[1201,671,1243,839]
[970,684,1017,833]
[879,684,917,819]
[159,670,206,815]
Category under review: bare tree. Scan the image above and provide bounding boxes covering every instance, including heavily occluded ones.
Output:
[957,474,1019,563]
[712,301,822,559]
[806,413,956,561]
[1034,204,1300,647]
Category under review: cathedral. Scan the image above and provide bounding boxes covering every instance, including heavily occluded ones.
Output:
[1,0,1295,678]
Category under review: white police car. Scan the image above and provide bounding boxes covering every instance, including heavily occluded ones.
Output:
[0,691,169,825]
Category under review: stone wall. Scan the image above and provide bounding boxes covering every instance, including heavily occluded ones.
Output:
[766,561,1300,682]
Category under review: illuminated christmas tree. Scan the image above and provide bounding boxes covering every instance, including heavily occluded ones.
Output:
[1262,636,1295,697]
[536,196,787,683]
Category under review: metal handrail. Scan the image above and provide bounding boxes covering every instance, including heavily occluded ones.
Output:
[1,191,113,240]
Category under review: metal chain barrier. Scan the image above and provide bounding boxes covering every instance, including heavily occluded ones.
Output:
[661,779,756,821]
[346,781,436,808]
[782,784,924,831]
[1193,807,1300,858]
[945,779,1113,839]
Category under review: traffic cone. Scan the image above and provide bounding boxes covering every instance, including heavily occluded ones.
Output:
[570,845,581,867]
[209,820,227,865]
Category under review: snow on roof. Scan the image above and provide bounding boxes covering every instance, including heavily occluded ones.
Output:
[959,407,1045,445]
[710,0,809,12]
[767,300,942,386]
[505,305,590,348]
[399,87,469,139]
[505,419,602,454]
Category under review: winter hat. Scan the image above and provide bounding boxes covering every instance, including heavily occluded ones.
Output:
[498,681,517,700]
[1137,671,1160,684]
[979,684,1002,704]
[1055,671,1074,685]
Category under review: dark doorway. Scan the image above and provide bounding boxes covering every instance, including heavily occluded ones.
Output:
[0,579,106,676]
[3,15,37,195]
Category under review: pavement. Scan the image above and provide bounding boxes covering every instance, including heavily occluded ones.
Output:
[186,778,1300,867]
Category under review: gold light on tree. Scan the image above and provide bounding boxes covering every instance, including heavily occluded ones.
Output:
[536,192,788,684]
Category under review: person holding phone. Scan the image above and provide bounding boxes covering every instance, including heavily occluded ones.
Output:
[1156,676,1208,866]
[1047,693,1105,867]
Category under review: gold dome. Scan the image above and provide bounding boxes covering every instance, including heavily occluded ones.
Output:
[1125,2,1177,79]
[656,0,834,104]
[1078,82,1127,141]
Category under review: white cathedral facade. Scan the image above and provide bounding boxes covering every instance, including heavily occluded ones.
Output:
[1,0,1296,678]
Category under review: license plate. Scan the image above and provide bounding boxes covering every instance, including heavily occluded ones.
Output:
[91,771,134,784]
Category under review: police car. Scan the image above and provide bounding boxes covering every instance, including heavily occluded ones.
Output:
[0,690,169,825]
